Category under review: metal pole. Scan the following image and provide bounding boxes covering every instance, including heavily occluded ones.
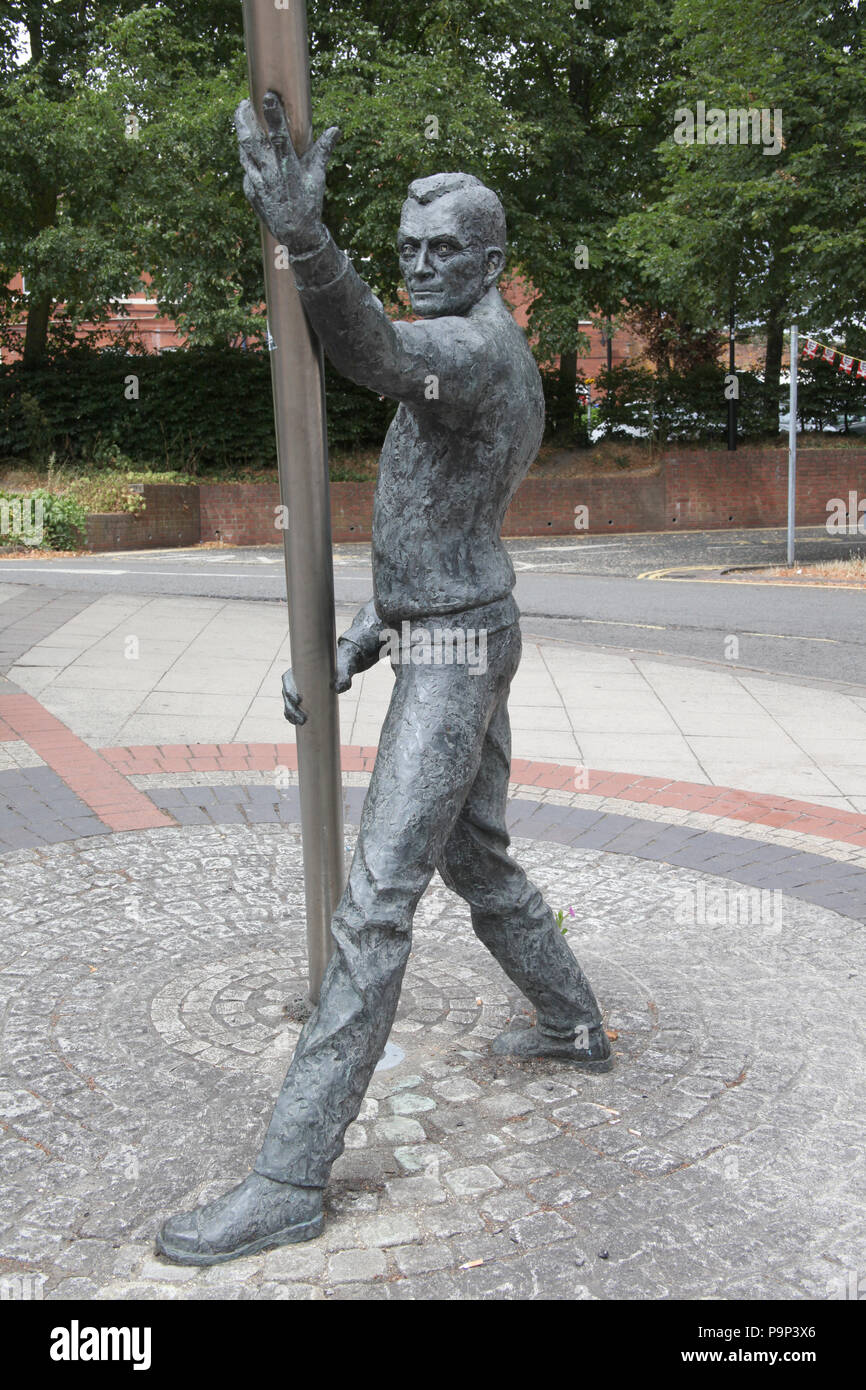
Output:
[727,291,737,451]
[242,0,344,1002]
[787,324,798,566]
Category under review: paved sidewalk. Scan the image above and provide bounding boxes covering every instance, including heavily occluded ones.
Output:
[2,581,865,812]
[0,581,864,1301]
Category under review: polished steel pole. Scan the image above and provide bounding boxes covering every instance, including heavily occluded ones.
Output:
[242,0,343,1001]
[787,325,798,567]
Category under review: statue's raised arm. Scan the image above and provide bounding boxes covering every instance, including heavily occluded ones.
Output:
[235,93,502,415]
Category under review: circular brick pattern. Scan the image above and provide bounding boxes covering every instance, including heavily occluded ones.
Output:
[147,947,521,1077]
[150,950,308,1073]
[0,822,862,1299]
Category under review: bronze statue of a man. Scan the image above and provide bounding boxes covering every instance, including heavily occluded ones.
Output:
[157,93,609,1265]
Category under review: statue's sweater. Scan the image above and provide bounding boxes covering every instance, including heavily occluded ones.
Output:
[290,232,545,628]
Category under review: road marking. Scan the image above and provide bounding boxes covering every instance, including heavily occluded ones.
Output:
[638,564,866,591]
[570,618,845,646]
[580,619,667,630]
[739,630,839,644]
[638,565,726,580]
[0,566,277,579]
[513,542,633,552]
[0,566,131,575]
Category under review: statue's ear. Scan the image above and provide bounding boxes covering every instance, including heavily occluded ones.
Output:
[485,247,506,282]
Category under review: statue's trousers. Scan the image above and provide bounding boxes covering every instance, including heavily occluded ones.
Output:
[255,603,603,1188]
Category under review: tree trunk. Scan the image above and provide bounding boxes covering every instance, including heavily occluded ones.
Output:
[555,348,578,440]
[763,312,785,437]
[22,292,53,369]
[20,181,58,368]
[25,3,44,63]
[18,13,57,368]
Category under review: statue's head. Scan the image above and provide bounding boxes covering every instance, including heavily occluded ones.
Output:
[398,173,507,318]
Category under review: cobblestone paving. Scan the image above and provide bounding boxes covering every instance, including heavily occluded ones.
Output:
[137,783,866,924]
[1,823,863,1300]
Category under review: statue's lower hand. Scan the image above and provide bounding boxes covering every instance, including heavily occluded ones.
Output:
[235,92,340,255]
[282,642,361,723]
[282,669,307,725]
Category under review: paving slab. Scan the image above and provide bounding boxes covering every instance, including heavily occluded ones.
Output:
[2,588,865,808]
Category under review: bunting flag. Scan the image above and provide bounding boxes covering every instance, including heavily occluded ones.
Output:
[801,336,866,380]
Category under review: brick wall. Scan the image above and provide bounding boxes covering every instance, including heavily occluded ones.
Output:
[502,470,666,535]
[664,450,798,529]
[85,484,200,551]
[197,481,378,545]
[198,482,283,546]
[85,450,866,550]
[662,449,866,528]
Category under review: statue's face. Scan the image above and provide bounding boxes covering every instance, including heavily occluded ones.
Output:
[398,192,504,318]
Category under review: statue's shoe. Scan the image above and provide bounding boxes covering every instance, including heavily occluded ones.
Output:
[155,1173,324,1267]
[490,1022,613,1070]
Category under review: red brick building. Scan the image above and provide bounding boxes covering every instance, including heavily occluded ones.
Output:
[1,273,186,362]
[2,271,643,373]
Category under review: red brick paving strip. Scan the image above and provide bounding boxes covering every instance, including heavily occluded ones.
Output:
[95,742,866,848]
[3,695,861,845]
[5,698,864,848]
[0,695,174,832]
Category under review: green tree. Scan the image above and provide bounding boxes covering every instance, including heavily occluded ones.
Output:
[0,2,247,366]
[611,0,866,430]
[12,0,859,457]
[425,0,678,439]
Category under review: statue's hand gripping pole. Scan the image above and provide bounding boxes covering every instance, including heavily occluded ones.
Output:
[235,92,340,257]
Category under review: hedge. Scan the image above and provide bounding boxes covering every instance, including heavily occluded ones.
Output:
[5,347,864,469]
[0,347,396,470]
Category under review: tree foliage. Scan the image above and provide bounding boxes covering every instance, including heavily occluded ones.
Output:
[0,0,863,449]
[611,0,866,422]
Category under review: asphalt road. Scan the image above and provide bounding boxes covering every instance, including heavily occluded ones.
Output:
[1,526,864,687]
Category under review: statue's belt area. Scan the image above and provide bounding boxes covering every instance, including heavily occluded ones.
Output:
[375,594,519,636]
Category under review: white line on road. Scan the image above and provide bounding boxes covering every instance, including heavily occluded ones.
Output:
[0,567,277,578]
[573,618,844,645]
[580,618,667,630]
[0,567,130,575]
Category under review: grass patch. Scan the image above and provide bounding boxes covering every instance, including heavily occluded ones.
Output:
[765,554,866,582]
[0,447,380,507]
[534,440,659,476]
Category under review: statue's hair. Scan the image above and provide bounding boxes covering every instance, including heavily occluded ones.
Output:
[404,173,507,253]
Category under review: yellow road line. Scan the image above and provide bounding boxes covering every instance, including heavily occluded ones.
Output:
[638,566,722,580]
[639,565,866,590]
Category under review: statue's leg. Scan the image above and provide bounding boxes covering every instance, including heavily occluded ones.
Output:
[157,625,518,1263]
[437,670,610,1068]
